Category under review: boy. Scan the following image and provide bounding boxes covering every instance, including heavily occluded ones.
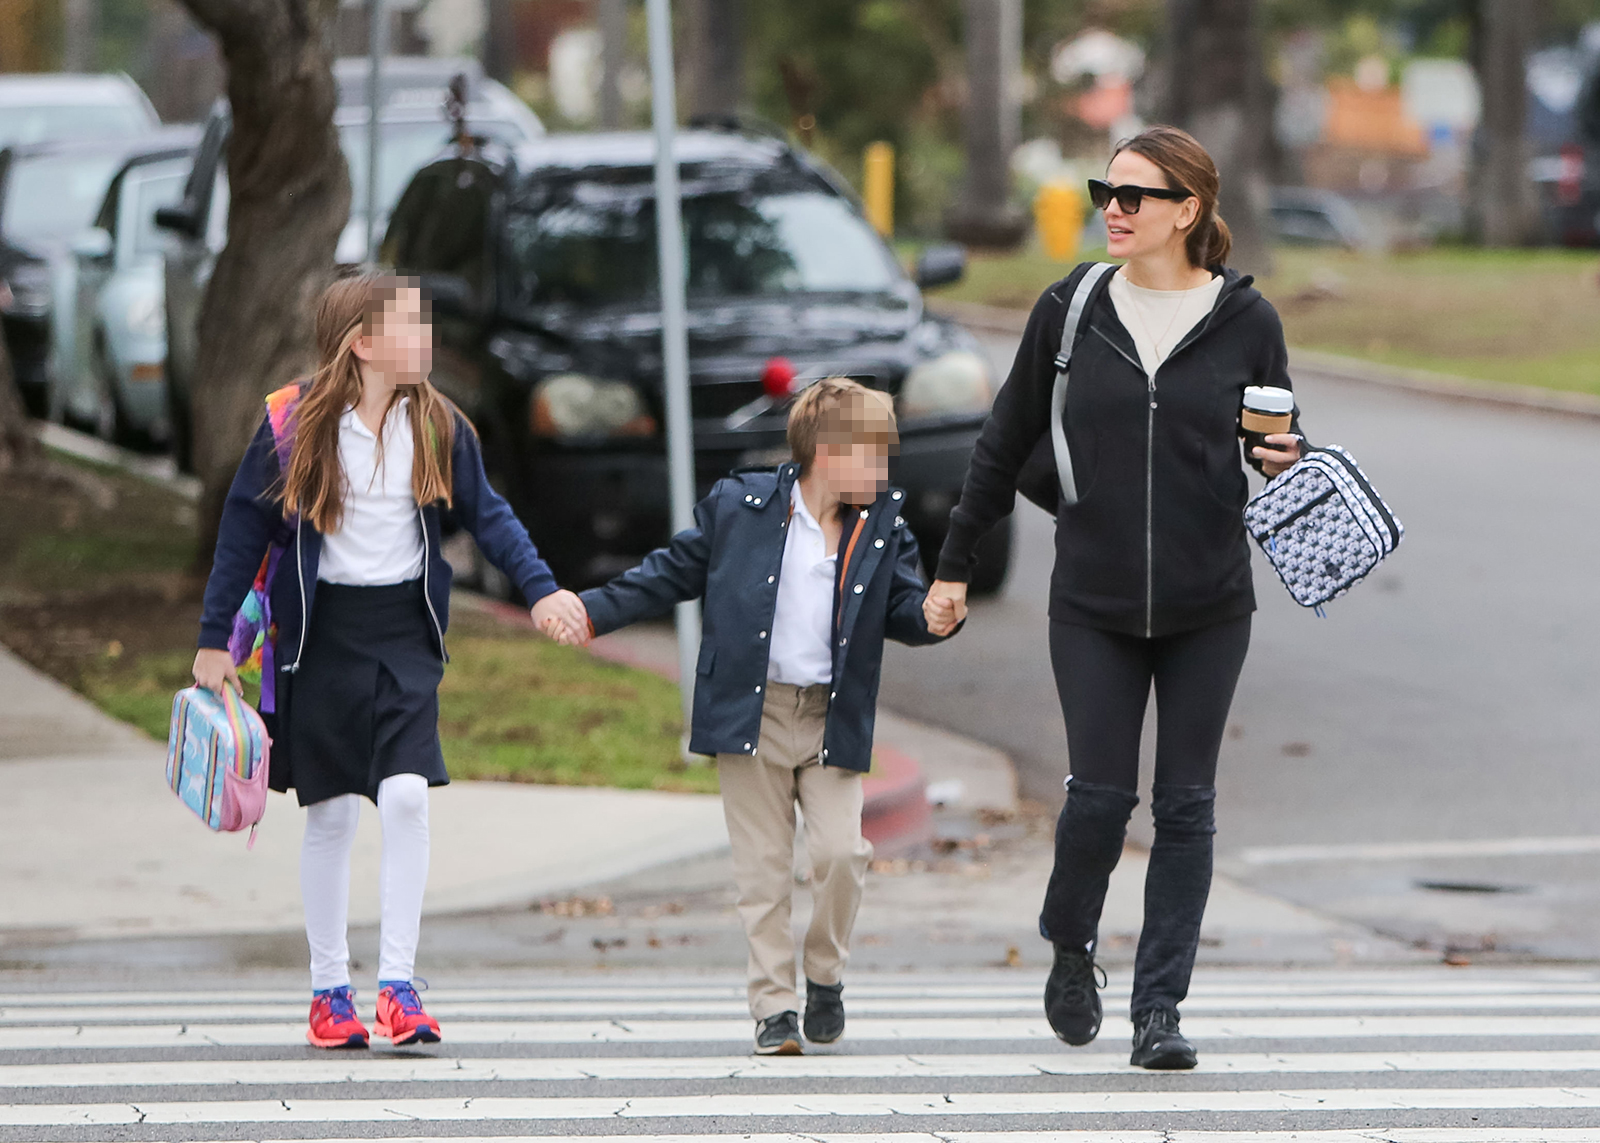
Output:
[558,378,958,1054]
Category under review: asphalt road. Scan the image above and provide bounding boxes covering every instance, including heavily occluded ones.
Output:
[880,329,1600,958]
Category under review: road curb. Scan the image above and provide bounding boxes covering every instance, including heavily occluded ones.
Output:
[931,298,1600,421]
[457,594,945,854]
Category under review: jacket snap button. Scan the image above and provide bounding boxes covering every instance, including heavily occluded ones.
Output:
[754,498,762,505]
[767,575,775,584]
[830,691,837,699]
[859,508,869,519]
[892,490,903,500]
[853,583,864,594]
[744,742,753,751]
[744,494,753,502]
[759,630,768,639]
[838,637,847,646]
[895,515,904,527]
[873,538,884,549]
[755,685,762,693]
[821,749,828,759]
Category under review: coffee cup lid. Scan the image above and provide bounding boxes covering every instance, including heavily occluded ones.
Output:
[1243,385,1295,414]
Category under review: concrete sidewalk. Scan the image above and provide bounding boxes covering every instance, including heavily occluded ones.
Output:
[0,644,728,944]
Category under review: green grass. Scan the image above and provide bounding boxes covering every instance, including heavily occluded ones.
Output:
[2,456,707,795]
[922,243,1600,396]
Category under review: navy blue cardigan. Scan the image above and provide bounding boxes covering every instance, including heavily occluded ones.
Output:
[197,408,559,679]
[580,463,950,773]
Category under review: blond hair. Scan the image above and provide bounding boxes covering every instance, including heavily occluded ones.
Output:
[786,377,898,476]
[279,272,460,534]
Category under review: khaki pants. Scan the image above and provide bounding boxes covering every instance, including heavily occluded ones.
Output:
[717,682,874,1020]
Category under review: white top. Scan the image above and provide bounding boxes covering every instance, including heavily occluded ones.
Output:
[317,398,426,586]
[1108,270,1224,378]
[767,482,838,687]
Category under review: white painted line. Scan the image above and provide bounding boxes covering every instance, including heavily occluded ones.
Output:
[14,990,1600,1025]
[6,1050,1600,1089]
[121,1126,1600,1133]
[1236,834,1600,865]
[7,1087,1600,1125]
[5,1013,1600,1050]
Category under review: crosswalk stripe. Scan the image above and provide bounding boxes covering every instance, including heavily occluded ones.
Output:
[2,1013,1599,1050]
[7,1087,1600,1125]
[12,990,1600,1024]
[119,1134,1600,1143]
[4,1049,1600,1088]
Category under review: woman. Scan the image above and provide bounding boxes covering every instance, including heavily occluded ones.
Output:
[192,273,585,1049]
[925,126,1303,1069]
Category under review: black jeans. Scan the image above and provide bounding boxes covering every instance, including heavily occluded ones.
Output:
[1039,615,1251,1018]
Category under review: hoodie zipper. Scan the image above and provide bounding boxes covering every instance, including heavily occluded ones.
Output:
[1090,284,1230,638]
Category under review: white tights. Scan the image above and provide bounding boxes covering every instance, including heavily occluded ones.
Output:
[301,773,430,991]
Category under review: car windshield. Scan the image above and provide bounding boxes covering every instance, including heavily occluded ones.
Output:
[3,152,122,244]
[0,103,149,148]
[341,119,522,218]
[504,186,902,308]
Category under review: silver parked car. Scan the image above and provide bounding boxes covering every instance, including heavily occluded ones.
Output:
[60,142,197,444]
[0,73,159,149]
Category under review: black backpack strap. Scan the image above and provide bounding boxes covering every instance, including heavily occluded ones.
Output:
[1050,262,1115,507]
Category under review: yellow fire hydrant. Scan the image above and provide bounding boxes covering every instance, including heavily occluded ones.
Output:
[863,142,895,238]
[1034,182,1085,261]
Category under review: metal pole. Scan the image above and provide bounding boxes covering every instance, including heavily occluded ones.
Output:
[364,0,387,264]
[598,0,627,129]
[645,0,701,739]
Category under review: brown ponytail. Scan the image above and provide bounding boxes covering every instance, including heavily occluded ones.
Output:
[1113,125,1231,268]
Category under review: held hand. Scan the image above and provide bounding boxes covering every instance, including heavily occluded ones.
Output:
[1253,433,1303,479]
[532,589,591,646]
[924,579,969,637]
[192,648,241,695]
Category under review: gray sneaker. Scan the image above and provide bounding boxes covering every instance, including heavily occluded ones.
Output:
[754,1010,802,1055]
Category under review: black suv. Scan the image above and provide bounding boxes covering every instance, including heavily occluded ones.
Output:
[383,125,1010,592]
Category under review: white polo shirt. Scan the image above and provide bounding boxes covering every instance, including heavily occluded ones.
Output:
[766,482,837,687]
[317,399,426,586]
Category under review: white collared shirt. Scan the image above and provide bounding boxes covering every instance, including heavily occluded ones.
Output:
[316,398,426,586]
[767,482,837,687]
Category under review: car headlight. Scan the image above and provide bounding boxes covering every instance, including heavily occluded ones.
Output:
[898,350,993,418]
[1,263,53,318]
[530,373,656,438]
[124,292,164,339]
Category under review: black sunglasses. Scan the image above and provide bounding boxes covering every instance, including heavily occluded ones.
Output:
[1087,178,1193,214]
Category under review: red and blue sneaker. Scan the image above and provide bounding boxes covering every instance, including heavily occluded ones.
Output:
[306,986,369,1050]
[375,980,441,1045]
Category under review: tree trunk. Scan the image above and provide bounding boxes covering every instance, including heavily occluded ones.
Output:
[176,0,350,573]
[481,0,516,86]
[945,0,1028,247]
[0,331,38,475]
[597,0,627,129]
[685,0,742,119]
[1161,0,1272,274]
[1472,0,1537,245]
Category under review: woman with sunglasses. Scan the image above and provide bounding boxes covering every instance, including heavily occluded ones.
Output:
[925,126,1304,1070]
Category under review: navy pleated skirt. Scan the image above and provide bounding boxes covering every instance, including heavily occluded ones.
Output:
[270,579,449,807]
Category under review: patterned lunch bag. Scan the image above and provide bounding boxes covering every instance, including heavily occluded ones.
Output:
[1243,444,1403,610]
[166,684,270,844]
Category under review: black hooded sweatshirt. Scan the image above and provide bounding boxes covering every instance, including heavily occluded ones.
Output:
[936,262,1303,638]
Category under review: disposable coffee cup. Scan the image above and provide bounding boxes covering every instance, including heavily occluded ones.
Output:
[1240,385,1295,457]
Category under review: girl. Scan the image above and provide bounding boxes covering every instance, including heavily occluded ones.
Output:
[192,272,586,1049]
[926,127,1304,1069]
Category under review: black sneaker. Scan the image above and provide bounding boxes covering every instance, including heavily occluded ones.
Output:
[803,979,845,1044]
[1130,1007,1198,1070]
[1044,942,1106,1045]
[754,1010,803,1055]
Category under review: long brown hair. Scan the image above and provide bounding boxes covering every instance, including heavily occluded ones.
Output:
[279,272,459,534]
[1113,125,1232,268]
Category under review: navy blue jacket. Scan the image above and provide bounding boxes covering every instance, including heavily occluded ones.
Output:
[197,406,559,681]
[580,463,950,773]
